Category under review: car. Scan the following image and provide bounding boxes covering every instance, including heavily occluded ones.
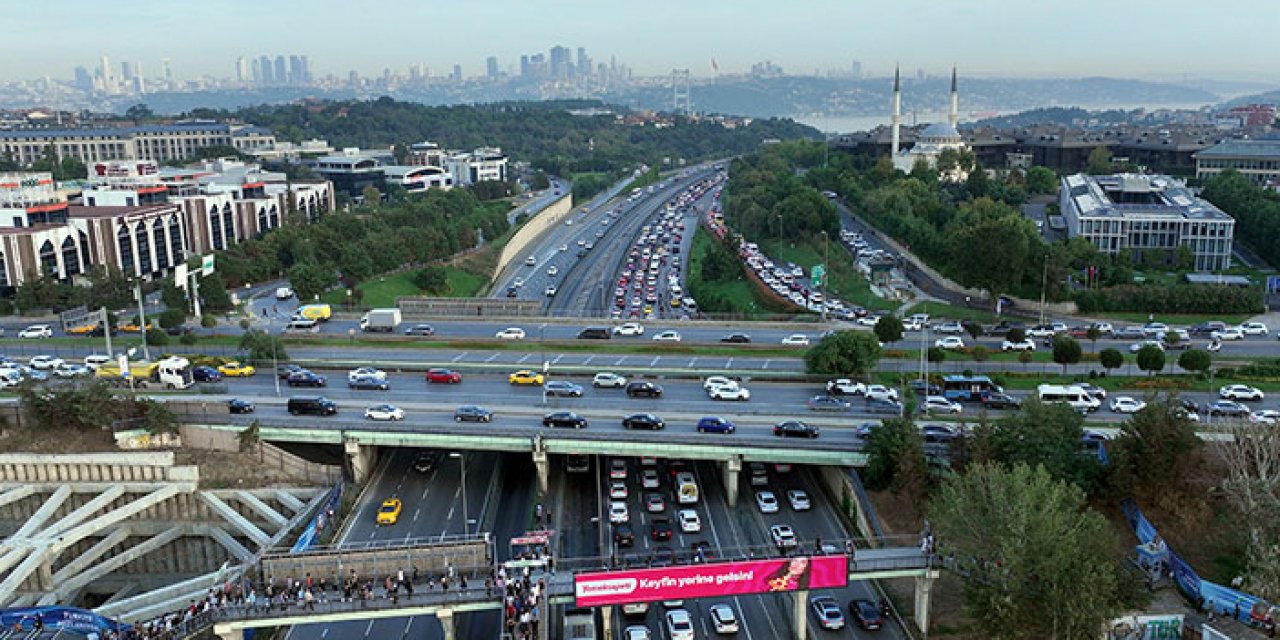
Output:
[27,355,63,370]
[826,378,866,396]
[411,453,437,473]
[865,385,899,402]
[702,375,736,391]
[83,354,112,370]
[810,596,846,630]
[1207,400,1250,418]
[495,327,526,340]
[748,462,768,486]
[981,392,1022,410]
[786,489,811,511]
[504,286,517,298]
[920,424,959,443]
[52,363,92,378]
[1250,410,1280,425]
[866,397,905,414]
[708,604,740,634]
[217,362,256,377]
[755,490,780,513]
[546,265,559,277]
[425,368,462,384]
[645,492,665,512]
[934,336,967,350]
[781,334,810,346]
[347,366,387,382]
[349,376,390,391]
[454,405,493,423]
[543,411,588,429]
[286,371,326,387]
[613,322,645,336]
[228,398,255,414]
[1001,339,1036,352]
[591,372,627,388]
[708,383,751,401]
[922,396,963,415]
[935,321,964,334]
[1241,322,1269,336]
[1108,396,1146,414]
[677,509,701,533]
[696,416,736,434]
[1212,327,1245,341]
[609,481,629,500]
[275,286,294,300]
[376,498,403,525]
[544,381,585,397]
[614,523,635,547]
[512,277,525,289]
[1076,383,1108,401]
[1219,384,1265,401]
[1129,340,1165,354]
[625,381,664,398]
[524,255,537,267]
[277,364,305,379]
[1026,324,1058,338]
[774,420,820,438]
[770,524,798,548]
[508,370,545,385]
[559,244,568,252]
[623,413,665,430]
[1115,326,1146,340]
[720,333,751,343]
[364,404,404,421]
[650,518,673,541]
[544,286,557,297]
[665,609,695,640]
[849,599,885,630]
[18,325,52,339]
[652,330,682,342]
[1189,321,1229,336]
[609,501,630,524]
[623,625,649,640]
[113,321,148,333]
[404,324,435,336]
[807,395,851,412]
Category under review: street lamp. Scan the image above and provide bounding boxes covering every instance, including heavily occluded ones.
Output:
[449,452,470,536]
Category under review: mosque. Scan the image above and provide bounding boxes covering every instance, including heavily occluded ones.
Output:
[890,67,970,181]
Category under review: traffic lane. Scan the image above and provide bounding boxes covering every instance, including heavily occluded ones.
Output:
[462,453,536,640]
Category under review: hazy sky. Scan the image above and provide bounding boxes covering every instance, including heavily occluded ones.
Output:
[5,0,1277,83]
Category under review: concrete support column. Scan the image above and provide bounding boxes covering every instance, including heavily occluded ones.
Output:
[438,607,455,640]
[792,589,808,640]
[212,623,239,640]
[35,560,52,592]
[914,574,934,634]
[600,605,613,640]
[722,457,741,507]
[344,440,375,485]
[531,436,549,494]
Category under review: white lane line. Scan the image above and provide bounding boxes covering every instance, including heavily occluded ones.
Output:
[690,357,698,368]
[368,530,375,539]
[614,356,626,365]
[762,359,771,370]
[584,355,595,365]
[413,508,421,522]
[650,356,660,366]
[485,353,499,362]
[451,352,468,362]
[518,354,531,363]
[320,628,329,639]
[364,620,374,637]
[551,355,563,364]
[727,357,734,369]
[402,617,414,638]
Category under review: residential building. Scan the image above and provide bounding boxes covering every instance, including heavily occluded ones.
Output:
[1195,139,1280,188]
[1059,173,1235,272]
[0,123,277,165]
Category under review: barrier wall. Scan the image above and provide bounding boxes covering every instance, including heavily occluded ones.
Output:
[262,538,491,582]
[493,194,574,280]
[178,425,341,485]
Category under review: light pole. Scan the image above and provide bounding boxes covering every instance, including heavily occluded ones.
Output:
[270,316,281,397]
[449,452,470,536]
[134,280,151,361]
[1038,254,1049,325]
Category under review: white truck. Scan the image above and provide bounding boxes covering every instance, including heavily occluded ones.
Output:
[359,308,402,333]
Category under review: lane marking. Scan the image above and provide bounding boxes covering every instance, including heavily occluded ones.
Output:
[727,357,734,369]
[451,352,468,362]
[518,354,531,363]
[364,620,374,637]
[583,355,595,365]
[485,353,499,362]
[614,356,626,366]
[413,508,420,522]
[551,355,563,364]
[763,359,771,370]
[650,356,660,366]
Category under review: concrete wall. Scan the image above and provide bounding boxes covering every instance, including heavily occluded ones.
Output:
[179,424,341,485]
[492,194,573,280]
[0,452,198,484]
[816,466,877,543]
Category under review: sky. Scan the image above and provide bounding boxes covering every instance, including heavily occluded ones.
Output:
[4,0,1278,84]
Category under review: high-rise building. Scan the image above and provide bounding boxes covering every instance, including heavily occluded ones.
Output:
[121,61,136,82]
[577,47,590,78]
[452,64,462,82]
[274,56,287,85]
[299,55,311,84]
[73,66,94,93]
[549,46,570,79]
[519,55,530,78]
[486,56,499,79]
[289,55,304,85]
[851,59,862,79]
[99,55,114,94]
[131,61,144,94]
[259,56,274,85]
[236,57,250,83]
[162,58,173,90]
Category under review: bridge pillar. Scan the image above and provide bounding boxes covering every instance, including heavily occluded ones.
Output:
[722,457,741,507]
[531,436,549,494]
[600,605,614,640]
[344,440,376,484]
[792,589,808,640]
[913,574,934,634]
[212,623,240,640]
[438,607,455,640]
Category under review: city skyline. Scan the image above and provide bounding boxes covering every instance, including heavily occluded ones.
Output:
[4,0,1280,84]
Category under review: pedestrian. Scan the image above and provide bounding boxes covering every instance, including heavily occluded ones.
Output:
[485,577,493,597]
[441,576,449,592]
[460,575,468,591]
[304,589,314,611]
[397,569,405,587]
[33,614,43,632]
[405,579,414,600]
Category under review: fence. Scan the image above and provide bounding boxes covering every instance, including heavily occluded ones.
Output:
[261,535,492,586]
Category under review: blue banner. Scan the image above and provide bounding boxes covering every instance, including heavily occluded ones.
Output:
[291,482,343,553]
[0,606,130,634]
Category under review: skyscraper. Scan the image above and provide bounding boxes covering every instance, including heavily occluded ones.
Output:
[236,57,250,83]
[452,64,462,82]
[299,55,311,84]
[73,66,94,93]
[577,47,590,78]
[162,58,173,90]
[274,56,287,85]
[99,55,114,93]
[486,56,499,79]
[259,55,273,85]
[850,59,862,79]
[519,55,530,78]
[121,61,136,82]
[289,55,304,85]
[549,46,570,79]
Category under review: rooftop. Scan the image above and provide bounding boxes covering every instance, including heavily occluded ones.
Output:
[1063,173,1232,222]
[68,203,179,219]
[1196,139,1280,159]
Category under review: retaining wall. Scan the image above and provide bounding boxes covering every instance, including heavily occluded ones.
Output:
[493,194,574,280]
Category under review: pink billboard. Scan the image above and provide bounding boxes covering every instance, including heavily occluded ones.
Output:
[574,556,849,607]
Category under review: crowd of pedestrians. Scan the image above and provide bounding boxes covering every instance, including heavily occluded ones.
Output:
[498,564,545,640]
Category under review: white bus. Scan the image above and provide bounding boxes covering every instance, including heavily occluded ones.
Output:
[1036,384,1101,413]
[675,472,700,504]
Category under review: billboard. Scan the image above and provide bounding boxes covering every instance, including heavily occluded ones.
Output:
[574,556,848,607]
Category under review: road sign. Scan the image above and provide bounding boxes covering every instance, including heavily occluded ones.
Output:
[811,264,826,288]
[201,255,215,276]
[174,263,188,289]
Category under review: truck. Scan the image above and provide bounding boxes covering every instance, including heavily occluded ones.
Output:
[294,304,332,322]
[359,308,401,333]
[94,356,194,390]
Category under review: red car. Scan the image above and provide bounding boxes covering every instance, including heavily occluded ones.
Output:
[425,368,462,384]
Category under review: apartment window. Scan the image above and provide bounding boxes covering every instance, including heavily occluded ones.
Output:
[61,236,81,276]
[153,219,169,270]
[135,221,152,274]
[168,217,184,262]
[117,225,135,275]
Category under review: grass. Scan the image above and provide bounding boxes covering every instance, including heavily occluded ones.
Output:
[758,238,897,312]
[688,229,780,316]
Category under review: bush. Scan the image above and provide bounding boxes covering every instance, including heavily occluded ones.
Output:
[1074,283,1264,315]
[179,332,199,346]
[201,315,217,328]
[146,328,169,346]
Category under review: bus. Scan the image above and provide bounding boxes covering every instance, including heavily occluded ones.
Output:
[1037,384,1101,413]
[942,375,1002,402]
[675,472,699,504]
[565,454,590,473]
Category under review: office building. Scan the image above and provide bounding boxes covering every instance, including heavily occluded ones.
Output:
[486,56,499,79]
[0,123,276,166]
[446,147,508,185]
[1195,139,1280,188]
[1059,173,1235,271]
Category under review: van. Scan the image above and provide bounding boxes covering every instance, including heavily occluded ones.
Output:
[295,304,332,321]
[287,396,338,416]
[1036,384,1101,413]
[577,327,612,340]
[284,318,319,333]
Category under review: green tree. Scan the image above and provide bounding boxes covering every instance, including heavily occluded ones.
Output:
[1017,350,1033,369]
[1086,326,1102,351]
[1177,349,1211,375]
[238,330,289,362]
[1173,244,1195,272]
[161,281,188,313]
[1107,398,1203,499]
[1086,146,1113,175]
[1136,344,1166,376]
[873,315,904,345]
[862,417,927,499]
[965,165,991,199]
[1025,166,1058,194]
[145,327,169,346]
[1006,327,1027,344]
[970,344,989,363]
[926,347,947,366]
[930,463,1123,638]
[804,330,882,377]
[361,185,383,206]
[1100,348,1124,374]
[963,321,984,341]
[991,399,1097,489]
[125,103,154,123]
[1051,335,1083,374]
[198,273,233,313]
[287,260,334,302]
[528,171,551,191]
[179,332,199,347]
[413,265,450,294]
[157,308,186,330]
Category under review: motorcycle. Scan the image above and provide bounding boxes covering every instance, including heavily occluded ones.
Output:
[1207,340,1222,353]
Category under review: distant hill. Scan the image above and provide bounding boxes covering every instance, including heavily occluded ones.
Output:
[1219,88,1280,109]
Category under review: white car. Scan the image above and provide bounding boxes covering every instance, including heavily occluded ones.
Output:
[934,336,966,350]
[592,372,628,388]
[827,379,866,395]
[708,383,751,401]
[495,327,526,340]
[781,334,810,346]
[1212,327,1244,341]
[28,355,65,370]
[923,395,962,414]
[652,330,682,342]
[54,363,92,378]
[544,286,557,297]
[855,316,879,327]
[364,404,405,421]
[613,322,645,336]
[1110,396,1147,414]
[665,610,695,640]
[547,265,559,277]
[1129,340,1165,354]
[1250,410,1280,425]
[1001,339,1036,352]
[755,490,779,513]
[1240,322,1270,336]
[83,354,112,370]
[703,375,735,391]
[524,255,537,266]
[786,489,811,511]
[769,524,798,548]
[708,604,740,634]
[624,626,650,640]
[1219,384,1265,401]
[609,481,628,500]
[18,325,52,339]
[865,385,899,402]
[608,501,630,524]
[512,277,525,289]
[347,366,387,382]
[641,469,660,489]
[275,287,294,300]
[677,509,701,533]
[935,321,963,334]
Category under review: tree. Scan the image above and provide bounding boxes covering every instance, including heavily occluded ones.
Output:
[287,260,335,302]
[238,421,262,453]
[198,274,233,313]
[157,308,186,330]
[873,315,904,345]
[1136,344,1166,376]
[1051,335,1083,374]
[361,185,383,206]
[179,332,199,347]
[1218,423,1280,600]
[125,103,154,123]
[804,330,882,377]
[1018,350,1033,369]
[1100,348,1124,374]
[145,328,169,346]
[528,171,551,191]
[991,399,1098,489]
[413,266,450,295]
[926,347,947,366]
[930,463,1123,638]
[862,417,928,499]
[1086,146,1113,175]
[1086,326,1102,351]
[1107,398,1203,499]
[963,321,984,341]
[970,344,989,363]
[1025,166,1058,195]
[1173,244,1195,272]
[161,281,188,314]
[238,330,288,362]
[965,165,991,199]
[1177,349,1211,375]
[1006,327,1027,344]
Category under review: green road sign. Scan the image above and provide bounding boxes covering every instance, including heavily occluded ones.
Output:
[811,264,826,287]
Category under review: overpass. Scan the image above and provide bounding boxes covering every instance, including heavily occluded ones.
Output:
[174,419,869,507]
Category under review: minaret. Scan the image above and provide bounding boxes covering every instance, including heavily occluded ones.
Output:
[890,65,901,156]
[948,66,959,130]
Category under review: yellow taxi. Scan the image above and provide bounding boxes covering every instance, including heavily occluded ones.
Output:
[376,498,403,525]
[643,305,654,316]
[508,370,545,385]
[118,322,152,333]
[217,361,257,377]
[670,298,681,308]
[67,324,99,335]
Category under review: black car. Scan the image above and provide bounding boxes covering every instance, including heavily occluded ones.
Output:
[89,325,119,337]
[866,398,904,414]
[920,424,959,443]
[287,371,327,387]
[1207,400,1249,418]
[985,320,1024,337]
[1189,321,1227,336]
[908,379,941,396]
[165,325,193,337]
[348,375,390,391]
[454,405,493,423]
[849,599,884,630]
[193,365,222,383]
[227,398,255,414]
[625,381,664,398]
[773,420,820,438]
[622,413,665,430]
[413,453,437,473]
[505,287,518,298]
[650,518,673,541]
[614,523,635,547]
[543,411,588,429]
[720,333,751,343]
[981,392,1022,410]
[277,364,305,379]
